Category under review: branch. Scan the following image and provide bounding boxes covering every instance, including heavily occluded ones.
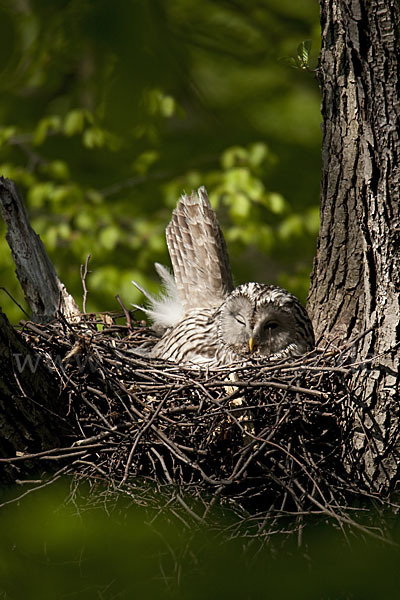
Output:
[0,177,80,322]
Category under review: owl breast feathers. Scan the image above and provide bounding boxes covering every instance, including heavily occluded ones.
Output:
[132,187,315,367]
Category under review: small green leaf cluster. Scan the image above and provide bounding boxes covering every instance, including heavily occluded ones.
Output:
[279,40,314,71]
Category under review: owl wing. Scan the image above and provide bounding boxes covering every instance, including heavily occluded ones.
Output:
[166,186,234,312]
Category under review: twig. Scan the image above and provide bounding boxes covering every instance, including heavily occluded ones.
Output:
[80,254,91,314]
[0,287,29,317]
[115,294,133,330]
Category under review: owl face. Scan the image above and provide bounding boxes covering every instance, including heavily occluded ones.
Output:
[217,283,302,358]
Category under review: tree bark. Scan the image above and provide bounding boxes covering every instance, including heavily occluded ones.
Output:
[0,310,73,482]
[308,0,400,492]
[0,177,80,322]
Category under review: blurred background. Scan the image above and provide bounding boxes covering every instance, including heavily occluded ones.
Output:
[1,481,399,599]
[0,0,321,323]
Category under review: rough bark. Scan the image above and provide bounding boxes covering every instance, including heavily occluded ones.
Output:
[308,0,400,492]
[0,177,80,322]
[0,310,73,482]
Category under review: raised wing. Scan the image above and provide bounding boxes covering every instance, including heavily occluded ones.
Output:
[166,186,234,312]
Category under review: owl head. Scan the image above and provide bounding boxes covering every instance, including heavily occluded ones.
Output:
[217,282,314,359]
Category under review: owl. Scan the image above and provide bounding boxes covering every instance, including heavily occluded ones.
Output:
[132,187,314,367]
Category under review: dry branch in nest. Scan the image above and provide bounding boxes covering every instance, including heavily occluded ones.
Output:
[4,312,385,542]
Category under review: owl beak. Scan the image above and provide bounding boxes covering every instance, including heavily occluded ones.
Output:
[249,337,254,353]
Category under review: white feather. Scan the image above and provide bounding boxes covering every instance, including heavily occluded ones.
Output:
[132,263,184,330]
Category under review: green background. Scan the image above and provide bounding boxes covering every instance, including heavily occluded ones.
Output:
[0,0,321,323]
[1,481,399,600]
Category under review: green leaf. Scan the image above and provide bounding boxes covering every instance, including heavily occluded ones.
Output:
[262,192,288,214]
[57,222,71,239]
[132,151,159,175]
[248,142,269,167]
[75,211,97,231]
[0,163,36,187]
[83,127,105,148]
[224,225,243,243]
[40,160,70,180]
[160,95,175,118]
[33,116,61,145]
[64,109,86,136]
[99,225,121,250]
[43,226,58,250]
[223,167,251,192]
[278,56,299,70]
[221,146,248,170]
[0,126,16,148]
[74,210,97,231]
[229,192,251,219]
[27,182,56,208]
[246,178,264,202]
[33,121,48,146]
[50,185,81,204]
[304,205,320,234]
[297,39,312,69]
[279,214,304,239]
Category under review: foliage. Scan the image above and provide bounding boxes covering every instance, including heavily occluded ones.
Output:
[0,0,321,322]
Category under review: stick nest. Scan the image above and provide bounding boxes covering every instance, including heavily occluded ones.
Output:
[17,312,365,536]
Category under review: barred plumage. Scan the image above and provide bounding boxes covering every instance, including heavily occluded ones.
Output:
[132,187,315,367]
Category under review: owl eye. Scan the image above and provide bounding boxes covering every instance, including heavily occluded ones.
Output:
[263,321,279,331]
[234,314,246,326]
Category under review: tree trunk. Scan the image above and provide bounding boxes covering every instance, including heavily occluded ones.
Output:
[308,0,400,492]
[0,310,73,482]
[0,177,80,322]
